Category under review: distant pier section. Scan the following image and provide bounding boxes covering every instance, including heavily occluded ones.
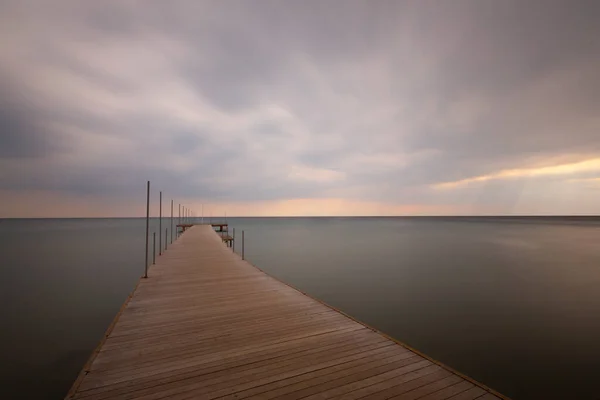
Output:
[178,222,233,247]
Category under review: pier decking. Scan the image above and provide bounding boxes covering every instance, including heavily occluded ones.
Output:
[67,225,505,400]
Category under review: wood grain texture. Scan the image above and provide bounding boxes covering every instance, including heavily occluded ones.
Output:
[66,225,506,400]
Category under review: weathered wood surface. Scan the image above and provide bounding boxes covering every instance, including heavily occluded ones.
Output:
[67,225,505,400]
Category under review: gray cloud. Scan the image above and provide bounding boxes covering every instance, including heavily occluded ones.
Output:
[1,0,599,215]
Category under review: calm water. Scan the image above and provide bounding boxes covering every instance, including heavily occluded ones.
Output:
[1,217,600,399]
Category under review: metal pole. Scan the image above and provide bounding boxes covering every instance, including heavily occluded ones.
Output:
[159,191,162,256]
[144,181,150,278]
[233,228,235,252]
[153,232,156,264]
[170,199,173,244]
[165,228,168,251]
[178,204,181,225]
[201,204,204,224]
[242,230,245,260]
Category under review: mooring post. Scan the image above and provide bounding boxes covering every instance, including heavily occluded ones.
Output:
[153,232,156,264]
[159,191,162,256]
[242,230,245,260]
[144,181,150,278]
[170,200,173,244]
[165,228,168,251]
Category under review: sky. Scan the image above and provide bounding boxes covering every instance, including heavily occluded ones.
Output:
[1,0,599,217]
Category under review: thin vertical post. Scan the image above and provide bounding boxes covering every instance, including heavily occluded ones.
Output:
[159,191,162,256]
[153,232,156,264]
[233,228,235,252]
[242,230,245,260]
[178,204,181,225]
[201,204,204,224]
[144,181,150,278]
[170,199,173,244]
[165,228,168,250]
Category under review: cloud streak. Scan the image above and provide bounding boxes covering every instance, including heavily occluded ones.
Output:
[434,158,600,189]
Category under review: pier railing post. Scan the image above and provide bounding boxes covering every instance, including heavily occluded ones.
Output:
[153,232,156,264]
[159,191,162,256]
[170,200,173,244]
[144,181,150,278]
[165,228,168,251]
[242,230,245,260]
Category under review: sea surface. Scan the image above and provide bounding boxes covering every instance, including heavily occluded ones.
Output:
[1,217,600,399]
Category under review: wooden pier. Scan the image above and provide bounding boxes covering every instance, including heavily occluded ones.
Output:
[67,225,506,400]
[177,223,228,234]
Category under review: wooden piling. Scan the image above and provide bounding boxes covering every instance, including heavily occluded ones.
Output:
[159,191,162,256]
[144,181,150,278]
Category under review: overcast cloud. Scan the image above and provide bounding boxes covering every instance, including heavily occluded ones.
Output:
[1,0,599,216]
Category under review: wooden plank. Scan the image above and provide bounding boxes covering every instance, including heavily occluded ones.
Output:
[326,364,444,400]
[417,381,475,400]
[66,225,508,400]
[446,387,488,399]
[389,375,464,399]
[76,331,387,399]
[350,369,453,400]
[477,394,503,400]
[244,358,430,400]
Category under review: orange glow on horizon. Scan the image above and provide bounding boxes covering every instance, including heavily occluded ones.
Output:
[0,190,465,218]
[434,158,600,189]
